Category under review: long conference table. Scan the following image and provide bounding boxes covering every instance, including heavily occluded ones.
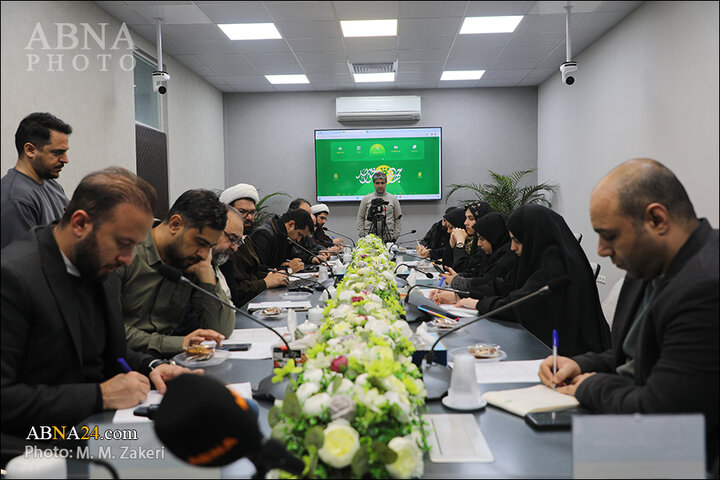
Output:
[76,263,572,479]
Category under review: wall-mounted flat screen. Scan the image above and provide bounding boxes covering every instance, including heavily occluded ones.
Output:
[315,127,442,202]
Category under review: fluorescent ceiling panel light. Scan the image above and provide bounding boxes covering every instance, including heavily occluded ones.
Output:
[353,72,395,83]
[441,70,485,81]
[341,19,397,37]
[265,74,309,84]
[460,16,523,34]
[219,23,282,40]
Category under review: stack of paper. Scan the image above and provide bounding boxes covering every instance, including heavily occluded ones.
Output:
[247,301,312,311]
[482,384,579,417]
[416,288,477,318]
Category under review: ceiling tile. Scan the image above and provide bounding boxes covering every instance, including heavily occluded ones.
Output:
[399,35,454,50]
[306,72,353,83]
[343,37,398,52]
[272,83,316,91]
[395,71,433,82]
[346,50,398,64]
[397,61,443,73]
[223,74,271,86]
[464,1,536,16]
[132,4,213,24]
[197,2,272,23]
[192,53,253,67]
[312,83,356,92]
[229,84,277,92]
[296,52,348,65]
[257,64,305,74]
[287,37,345,52]
[209,63,260,75]
[481,68,532,81]
[446,47,503,66]
[276,20,342,38]
[177,40,237,55]
[228,39,293,54]
[96,4,151,25]
[130,25,188,55]
[397,49,448,62]
[245,52,300,66]
[399,17,463,37]
[452,33,512,49]
[490,46,555,69]
[399,1,467,19]
[265,1,337,21]
[596,1,644,13]
[333,1,400,20]
[437,80,479,88]
[170,54,218,76]
[161,24,229,42]
[302,62,351,74]
[508,29,564,47]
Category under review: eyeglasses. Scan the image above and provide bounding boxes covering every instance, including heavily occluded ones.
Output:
[237,208,256,217]
[224,231,243,247]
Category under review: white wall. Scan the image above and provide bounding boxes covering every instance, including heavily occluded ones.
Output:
[223,87,539,239]
[538,1,719,299]
[0,1,225,204]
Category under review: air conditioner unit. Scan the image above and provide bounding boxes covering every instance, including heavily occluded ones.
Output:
[335,95,421,122]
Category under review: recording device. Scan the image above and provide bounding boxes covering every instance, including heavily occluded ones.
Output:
[222,343,251,351]
[422,276,571,400]
[367,197,391,240]
[287,237,330,267]
[322,226,355,247]
[560,61,577,85]
[152,70,170,94]
[259,265,332,298]
[156,264,290,351]
[154,374,304,478]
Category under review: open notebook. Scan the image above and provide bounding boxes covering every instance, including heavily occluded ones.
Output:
[481,384,579,417]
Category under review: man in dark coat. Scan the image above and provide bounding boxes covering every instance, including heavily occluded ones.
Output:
[539,158,718,471]
[248,208,313,273]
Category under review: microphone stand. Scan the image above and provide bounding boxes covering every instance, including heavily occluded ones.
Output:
[422,282,564,400]
[287,237,331,267]
[323,227,355,248]
[387,230,417,253]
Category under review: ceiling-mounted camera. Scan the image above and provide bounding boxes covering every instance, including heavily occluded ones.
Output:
[560,62,577,86]
[152,70,170,94]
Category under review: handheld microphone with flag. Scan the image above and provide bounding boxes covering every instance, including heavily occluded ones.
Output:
[259,265,332,299]
[287,237,331,267]
[322,227,355,248]
[422,276,571,400]
[154,374,304,477]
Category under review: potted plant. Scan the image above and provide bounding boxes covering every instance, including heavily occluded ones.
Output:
[446,168,558,216]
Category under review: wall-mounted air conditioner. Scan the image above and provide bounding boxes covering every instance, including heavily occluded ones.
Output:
[335,95,421,122]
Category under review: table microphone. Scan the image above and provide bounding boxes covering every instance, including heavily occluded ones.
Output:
[287,237,331,267]
[393,263,434,278]
[322,227,355,248]
[259,265,332,298]
[387,230,417,252]
[156,264,290,351]
[422,276,571,400]
[154,374,304,478]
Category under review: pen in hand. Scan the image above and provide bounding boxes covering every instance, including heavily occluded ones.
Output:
[552,330,558,391]
[117,357,132,373]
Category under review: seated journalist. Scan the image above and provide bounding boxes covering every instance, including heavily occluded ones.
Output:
[538,158,718,470]
[1,167,194,437]
[247,208,313,274]
[117,189,235,357]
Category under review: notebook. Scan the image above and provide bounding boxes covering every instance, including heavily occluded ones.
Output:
[481,384,579,417]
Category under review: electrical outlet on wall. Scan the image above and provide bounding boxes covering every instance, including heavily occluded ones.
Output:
[596,275,606,285]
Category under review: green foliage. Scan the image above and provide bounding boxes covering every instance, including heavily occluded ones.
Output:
[254,190,291,228]
[446,168,558,216]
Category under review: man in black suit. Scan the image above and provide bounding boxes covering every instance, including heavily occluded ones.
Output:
[539,158,718,470]
[1,167,194,437]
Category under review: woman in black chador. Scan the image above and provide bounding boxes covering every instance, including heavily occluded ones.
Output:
[434,204,610,356]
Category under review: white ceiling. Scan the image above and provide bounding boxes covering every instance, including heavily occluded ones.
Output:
[94,1,644,92]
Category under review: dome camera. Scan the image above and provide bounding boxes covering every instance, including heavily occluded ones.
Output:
[560,62,578,86]
[152,71,170,95]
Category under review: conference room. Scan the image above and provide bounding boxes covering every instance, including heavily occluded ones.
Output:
[1,1,718,478]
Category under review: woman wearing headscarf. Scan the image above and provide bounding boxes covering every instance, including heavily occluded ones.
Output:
[435,204,610,356]
[445,201,493,274]
[441,212,518,292]
[440,207,468,270]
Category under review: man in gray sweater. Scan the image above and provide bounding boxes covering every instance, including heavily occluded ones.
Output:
[356,171,402,242]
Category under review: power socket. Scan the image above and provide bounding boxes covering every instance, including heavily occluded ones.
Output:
[596,274,606,285]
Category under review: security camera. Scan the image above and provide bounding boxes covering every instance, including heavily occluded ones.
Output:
[560,62,578,85]
[152,71,170,95]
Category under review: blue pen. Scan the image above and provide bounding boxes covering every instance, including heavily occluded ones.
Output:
[117,357,132,373]
[438,276,445,288]
[552,330,558,391]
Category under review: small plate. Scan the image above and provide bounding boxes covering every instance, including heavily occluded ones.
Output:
[173,349,230,368]
[449,345,507,363]
[280,292,312,300]
[441,395,487,411]
[252,308,288,321]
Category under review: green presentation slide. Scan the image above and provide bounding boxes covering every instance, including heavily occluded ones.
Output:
[315,135,441,200]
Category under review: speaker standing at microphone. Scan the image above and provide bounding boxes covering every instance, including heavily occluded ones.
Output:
[433,204,610,356]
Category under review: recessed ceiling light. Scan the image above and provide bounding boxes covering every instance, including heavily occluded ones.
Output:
[341,19,397,37]
[353,72,395,83]
[441,70,486,81]
[265,74,309,85]
[460,16,524,34]
[218,23,282,40]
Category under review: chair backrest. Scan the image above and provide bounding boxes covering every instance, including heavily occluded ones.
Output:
[589,262,601,281]
[601,276,625,330]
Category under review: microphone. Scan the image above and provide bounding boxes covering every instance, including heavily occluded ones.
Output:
[393,263,433,278]
[404,283,469,303]
[422,276,571,400]
[154,374,304,477]
[287,237,331,267]
[323,227,355,248]
[156,264,290,351]
[259,265,332,299]
[387,230,417,252]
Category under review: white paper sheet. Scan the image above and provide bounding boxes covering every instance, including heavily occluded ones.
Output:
[247,301,312,311]
[448,359,544,384]
[424,414,494,463]
[225,327,288,344]
[416,288,478,318]
[112,382,253,424]
[227,341,275,359]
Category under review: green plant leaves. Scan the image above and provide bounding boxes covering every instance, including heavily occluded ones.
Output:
[268,405,283,427]
[304,426,325,449]
[283,391,302,419]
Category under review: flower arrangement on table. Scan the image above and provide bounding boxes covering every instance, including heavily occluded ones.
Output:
[269,235,429,478]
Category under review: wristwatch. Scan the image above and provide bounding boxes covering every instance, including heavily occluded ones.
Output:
[287,267,293,274]
[456,242,465,248]
[149,359,176,371]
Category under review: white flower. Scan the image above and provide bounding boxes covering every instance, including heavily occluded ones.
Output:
[365,318,390,335]
[296,382,321,402]
[390,320,413,339]
[302,392,331,416]
[338,290,354,301]
[354,373,369,388]
[386,436,424,478]
[381,271,395,282]
[318,419,361,469]
[384,391,411,423]
[384,376,408,395]
[331,321,351,335]
[336,378,354,395]
[354,387,384,413]
[304,368,324,384]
